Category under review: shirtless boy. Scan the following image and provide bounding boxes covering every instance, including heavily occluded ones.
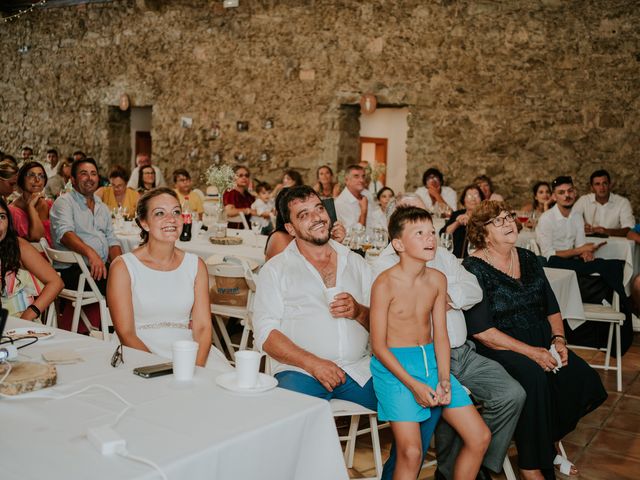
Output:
[370,207,490,479]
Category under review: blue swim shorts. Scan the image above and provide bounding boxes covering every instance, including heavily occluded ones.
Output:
[371,343,472,422]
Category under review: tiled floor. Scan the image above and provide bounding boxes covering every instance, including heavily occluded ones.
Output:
[345,333,640,479]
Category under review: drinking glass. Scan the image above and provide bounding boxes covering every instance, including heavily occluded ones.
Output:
[440,232,454,253]
[250,220,262,247]
[516,210,530,231]
[467,241,476,256]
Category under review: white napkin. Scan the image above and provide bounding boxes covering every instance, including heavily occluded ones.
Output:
[549,344,562,374]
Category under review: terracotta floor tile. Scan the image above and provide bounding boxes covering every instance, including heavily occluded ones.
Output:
[563,423,600,447]
[589,429,640,460]
[614,395,640,413]
[580,405,612,427]
[577,449,640,480]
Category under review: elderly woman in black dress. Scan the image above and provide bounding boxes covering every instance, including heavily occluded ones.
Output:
[462,200,606,480]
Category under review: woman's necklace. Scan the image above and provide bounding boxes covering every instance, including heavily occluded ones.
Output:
[483,247,514,278]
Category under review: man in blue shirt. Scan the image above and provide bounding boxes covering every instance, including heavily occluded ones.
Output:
[50,158,122,293]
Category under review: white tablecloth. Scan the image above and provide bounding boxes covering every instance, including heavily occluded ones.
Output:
[1,318,347,480]
[544,267,585,330]
[117,227,266,266]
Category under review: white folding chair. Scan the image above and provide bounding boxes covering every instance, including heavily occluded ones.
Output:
[569,291,625,391]
[226,211,250,230]
[42,243,112,341]
[31,238,59,328]
[263,356,384,479]
[207,257,257,362]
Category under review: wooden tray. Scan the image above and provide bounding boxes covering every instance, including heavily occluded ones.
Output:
[209,236,243,245]
[0,361,57,396]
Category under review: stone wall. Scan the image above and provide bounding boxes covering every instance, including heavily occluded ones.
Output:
[1,0,638,212]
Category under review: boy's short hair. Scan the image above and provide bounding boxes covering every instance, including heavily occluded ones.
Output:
[590,169,610,183]
[388,206,432,241]
[551,175,573,191]
[172,168,190,183]
[256,181,271,193]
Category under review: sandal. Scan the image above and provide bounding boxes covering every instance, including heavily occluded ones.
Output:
[554,454,579,476]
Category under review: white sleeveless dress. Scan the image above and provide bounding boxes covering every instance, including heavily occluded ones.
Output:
[121,252,231,371]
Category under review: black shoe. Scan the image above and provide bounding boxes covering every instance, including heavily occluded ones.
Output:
[433,468,447,480]
[475,466,493,480]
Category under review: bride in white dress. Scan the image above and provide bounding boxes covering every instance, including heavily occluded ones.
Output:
[108,187,231,371]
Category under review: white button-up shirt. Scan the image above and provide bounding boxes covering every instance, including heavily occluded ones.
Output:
[335,187,377,231]
[573,193,635,230]
[253,239,373,386]
[415,185,458,212]
[370,244,483,349]
[536,204,586,259]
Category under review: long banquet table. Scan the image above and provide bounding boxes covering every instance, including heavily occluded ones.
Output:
[116,225,267,265]
[0,318,348,480]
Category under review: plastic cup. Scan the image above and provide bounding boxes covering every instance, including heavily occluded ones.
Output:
[172,340,198,381]
[235,350,262,389]
[323,287,341,307]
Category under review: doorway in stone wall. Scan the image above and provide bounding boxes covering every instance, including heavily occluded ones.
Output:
[130,107,152,168]
[105,107,131,174]
[359,107,409,194]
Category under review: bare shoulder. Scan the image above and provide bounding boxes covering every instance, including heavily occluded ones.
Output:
[424,267,446,288]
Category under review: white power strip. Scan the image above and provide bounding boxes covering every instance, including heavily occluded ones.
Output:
[87,425,127,455]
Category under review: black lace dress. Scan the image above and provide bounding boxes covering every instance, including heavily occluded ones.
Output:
[463,248,607,478]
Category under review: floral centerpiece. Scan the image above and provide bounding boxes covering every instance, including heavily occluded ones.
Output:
[204,163,236,197]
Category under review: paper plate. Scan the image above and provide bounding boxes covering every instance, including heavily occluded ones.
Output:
[215,372,277,394]
[5,327,56,341]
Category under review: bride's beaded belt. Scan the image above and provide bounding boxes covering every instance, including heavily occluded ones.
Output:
[137,322,189,330]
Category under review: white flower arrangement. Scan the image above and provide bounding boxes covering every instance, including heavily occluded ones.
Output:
[371,162,386,182]
[204,163,236,195]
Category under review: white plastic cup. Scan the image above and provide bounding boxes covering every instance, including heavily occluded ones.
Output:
[235,350,262,389]
[323,287,341,307]
[172,340,198,381]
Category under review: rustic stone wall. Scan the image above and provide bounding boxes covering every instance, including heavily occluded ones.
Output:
[1,0,638,212]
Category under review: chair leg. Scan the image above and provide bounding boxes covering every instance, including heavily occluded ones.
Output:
[79,310,94,333]
[215,315,237,362]
[604,323,614,370]
[502,455,517,480]
[211,327,225,354]
[70,301,83,333]
[616,323,622,392]
[98,300,110,342]
[369,414,382,479]
[45,303,57,327]
[238,323,251,351]
[345,414,360,468]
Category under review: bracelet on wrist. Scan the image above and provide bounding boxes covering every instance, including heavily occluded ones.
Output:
[27,303,42,318]
[550,334,566,345]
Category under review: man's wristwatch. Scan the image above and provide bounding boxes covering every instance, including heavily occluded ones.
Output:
[550,334,567,345]
[27,304,42,318]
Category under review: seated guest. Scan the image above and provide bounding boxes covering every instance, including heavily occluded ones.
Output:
[441,184,484,258]
[537,176,633,355]
[172,168,204,220]
[50,158,122,293]
[415,167,457,214]
[313,165,341,199]
[573,169,634,237]
[9,162,53,245]
[45,158,72,198]
[474,175,503,201]
[108,188,231,370]
[96,166,139,217]
[368,186,394,232]
[464,200,607,480]
[253,185,438,475]
[0,160,19,201]
[251,182,275,235]
[0,197,63,319]
[359,161,383,195]
[372,195,524,480]
[20,146,33,164]
[223,165,254,229]
[137,165,156,194]
[522,181,552,214]
[43,149,59,179]
[273,168,304,199]
[335,164,376,231]
[265,187,346,261]
[127,153,166,189]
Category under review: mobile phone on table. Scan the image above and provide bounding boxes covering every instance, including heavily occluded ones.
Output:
[133,362,173,378]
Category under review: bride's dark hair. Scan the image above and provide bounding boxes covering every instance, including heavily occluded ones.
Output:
[135,187,180,245]
[0,197,21,292]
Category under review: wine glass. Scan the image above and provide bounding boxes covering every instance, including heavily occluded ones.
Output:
[516,210,530,231]
[467,241,476,256]
[440,232,453,253]
[250,220,262,247]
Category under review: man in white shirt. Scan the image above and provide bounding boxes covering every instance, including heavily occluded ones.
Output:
[127,153,166,189]
[253,186,436,476]
[573,169,634,237]
[415,167,458,214]
[334,164,376,231]
[43,149,59,179]
[372,195,525,480]
[537,175,633,355]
